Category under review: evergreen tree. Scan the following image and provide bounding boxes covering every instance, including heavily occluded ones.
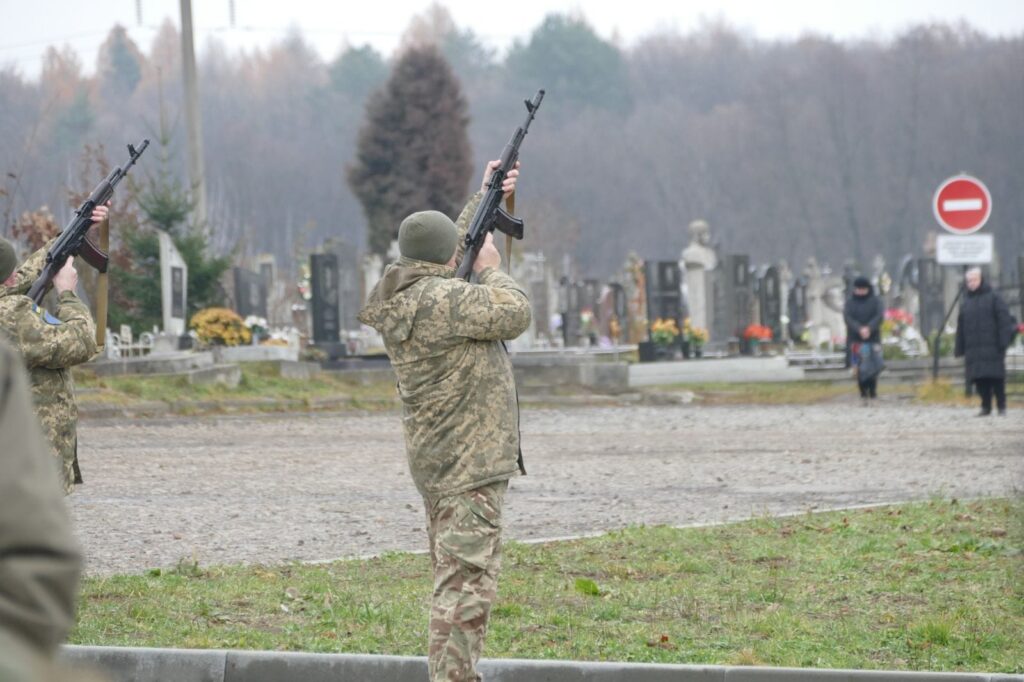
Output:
[348,46,472,256]
[506,14,632,116]
[96,25,144,99]
[328,45,388,100]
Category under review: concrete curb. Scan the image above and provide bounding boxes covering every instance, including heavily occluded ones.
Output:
[61,647,1023,682]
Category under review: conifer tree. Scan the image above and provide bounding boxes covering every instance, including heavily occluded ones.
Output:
[348,46,472,257]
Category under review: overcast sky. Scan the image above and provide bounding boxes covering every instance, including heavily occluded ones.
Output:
[2,0,1022,80]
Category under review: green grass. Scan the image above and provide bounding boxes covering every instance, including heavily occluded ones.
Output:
[73,498,1024,673]
[673,381,870,405]
[74,362,399,413]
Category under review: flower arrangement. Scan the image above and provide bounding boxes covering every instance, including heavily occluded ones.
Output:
[683,317,709,346]
[882,308,914,340]
[742,323,773,342]
[244,315,269,340]
[650,318,680,346]
[190,307,252,346]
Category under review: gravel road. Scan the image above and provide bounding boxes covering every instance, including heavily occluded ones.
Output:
[71,400,1023,576]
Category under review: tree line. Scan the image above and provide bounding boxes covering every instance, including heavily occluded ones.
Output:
[1,8,1021,291]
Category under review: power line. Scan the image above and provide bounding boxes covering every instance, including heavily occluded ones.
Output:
[0,29,113,53]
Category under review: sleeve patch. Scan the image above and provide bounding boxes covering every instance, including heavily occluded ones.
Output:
[32,304,62,325]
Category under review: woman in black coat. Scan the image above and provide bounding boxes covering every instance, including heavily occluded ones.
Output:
[843,276,884,403]
[955,267,1015,416]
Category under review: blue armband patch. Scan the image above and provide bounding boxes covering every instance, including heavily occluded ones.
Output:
[31,304,62,325]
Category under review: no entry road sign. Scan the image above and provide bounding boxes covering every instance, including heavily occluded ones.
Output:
[933,175,991,234]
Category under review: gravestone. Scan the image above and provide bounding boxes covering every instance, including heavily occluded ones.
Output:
[158,231,187,335]
[326,241,360,333]
[232,267,268,319]
[511,251,553,348]
[559,277,582,347]
[310,253,341,350]
[759,265,782,342]
[712,254,752,341]
[803,258,837,347]
[681,219,717,332]
[777,261,793,342]
[644,260,684,335]
[581,278,602,344]
[787,276,808,342]
[530,280,551,343]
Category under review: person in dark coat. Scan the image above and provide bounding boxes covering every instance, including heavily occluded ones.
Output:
[955,267,1015,416]
[843,276,884,403]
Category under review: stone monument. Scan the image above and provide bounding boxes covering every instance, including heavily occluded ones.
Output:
[681,219,717,333]
[158,231,187,336]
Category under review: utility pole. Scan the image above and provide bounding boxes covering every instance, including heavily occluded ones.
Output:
[179,0,208,225]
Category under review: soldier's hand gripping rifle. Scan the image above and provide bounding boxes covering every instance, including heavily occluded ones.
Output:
[455,90,544,281]
[26,139,150,304]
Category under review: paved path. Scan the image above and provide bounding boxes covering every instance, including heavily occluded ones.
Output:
[71,400,1023,576]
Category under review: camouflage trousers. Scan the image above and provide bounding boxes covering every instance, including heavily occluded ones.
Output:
[424,480,507,682]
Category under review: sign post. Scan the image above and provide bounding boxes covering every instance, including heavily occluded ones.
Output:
[930,174,993,379]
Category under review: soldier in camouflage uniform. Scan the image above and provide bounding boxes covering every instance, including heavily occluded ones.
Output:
[0,204,105,494]
[359,162,529,682]
[0,336,84,681]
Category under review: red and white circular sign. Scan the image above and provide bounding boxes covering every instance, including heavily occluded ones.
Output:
[932,175,991,234]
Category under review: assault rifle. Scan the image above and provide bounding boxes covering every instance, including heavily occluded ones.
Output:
[455,90,544,280]
[26,139,149,304]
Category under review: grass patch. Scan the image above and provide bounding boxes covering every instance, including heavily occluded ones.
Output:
[915,378,1024,406]
[674,381,863,405]
[73,498,1024,673]
[74,362,398,413]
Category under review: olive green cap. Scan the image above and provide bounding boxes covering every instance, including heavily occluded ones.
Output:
[0,238,16,282]
[398,211,457,265]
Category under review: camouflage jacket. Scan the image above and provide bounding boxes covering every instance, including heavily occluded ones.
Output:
[358,193,532,500]
[0,338,82,682]
[0,243,97,492]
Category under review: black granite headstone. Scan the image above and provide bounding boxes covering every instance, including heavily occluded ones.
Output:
[170,266,185,319]
[759,265,782,341]
[644,261,683,330]
[310,253,340,345]
[788,276,808,341]
[713,255,752,340]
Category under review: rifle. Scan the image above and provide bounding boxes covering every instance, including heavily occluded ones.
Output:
[26,139,150,304]
[455,90,544,280]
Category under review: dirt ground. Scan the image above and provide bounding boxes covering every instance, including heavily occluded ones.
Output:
[71,399,1023,576]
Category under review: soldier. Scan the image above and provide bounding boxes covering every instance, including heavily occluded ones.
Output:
[0,203,106,494]
[0,337,83,681]
[359,161,529,682]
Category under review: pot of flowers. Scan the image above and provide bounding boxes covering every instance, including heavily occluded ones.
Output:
[742,324,773,355]
[686,323,709,358]
[650,318,680,360]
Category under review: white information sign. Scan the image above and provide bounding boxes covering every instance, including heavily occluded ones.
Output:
[935,233,993,265]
